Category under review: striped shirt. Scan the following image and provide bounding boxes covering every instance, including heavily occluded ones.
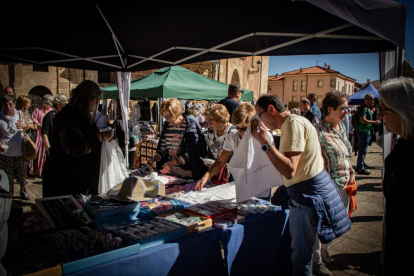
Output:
[315,121,352,188]
[156,121,188,163]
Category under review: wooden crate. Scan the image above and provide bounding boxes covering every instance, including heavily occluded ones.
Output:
[157,210,212,234]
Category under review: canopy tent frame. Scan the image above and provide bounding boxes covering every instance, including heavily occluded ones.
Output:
[0,23,387,71]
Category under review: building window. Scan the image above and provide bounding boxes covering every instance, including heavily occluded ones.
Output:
[341,86,345,92]
[331,79,335,87]
[98,71,112,83]
[33,65,49,72]
[317,95,322,103]
[292,95,298,102]
[301,80,306,91]
[337,81,340,90]
[293,81,298,91]
[268,85,272,91]
[317,80,323,87]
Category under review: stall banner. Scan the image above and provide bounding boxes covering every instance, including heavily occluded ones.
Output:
[228,116,284,202]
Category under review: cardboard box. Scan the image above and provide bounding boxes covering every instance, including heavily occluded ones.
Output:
[157,210,212,234]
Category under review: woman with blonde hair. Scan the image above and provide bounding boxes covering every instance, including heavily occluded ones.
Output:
[196,103,265,190]
[15,95,38,179]
[202,104,235,184]
[378,77,414,275]
[146,98,206,178]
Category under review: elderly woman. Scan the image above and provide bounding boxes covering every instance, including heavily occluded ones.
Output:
[202,104,236,184]
[30,94,53,177]
[312,91,355,268]
[42,93,69,155]
[196,103,263,190]
[42,80,113,197]
[0,95,32,199]
[15,95,38,179]
[146,98,206,179]
[378,77,414,276]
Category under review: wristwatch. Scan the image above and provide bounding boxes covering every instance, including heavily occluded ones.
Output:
[261,142,272,152]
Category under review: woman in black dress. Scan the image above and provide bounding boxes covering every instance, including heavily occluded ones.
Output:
[378,77,414,275]
[42,80,113,197]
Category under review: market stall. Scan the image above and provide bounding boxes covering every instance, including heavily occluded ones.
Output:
[3,179,291,276]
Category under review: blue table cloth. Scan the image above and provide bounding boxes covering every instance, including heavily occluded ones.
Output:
[218,209,292,275]
[67,227,225,276]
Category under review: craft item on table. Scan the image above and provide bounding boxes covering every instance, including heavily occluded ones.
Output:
[35,195,91,228]
[213,219,233,230]
[229,215,245,224]
[173,182,236,204]
[162,212,202,226]
[8,210,51,237]
[111,218,181,241]
[185,201,238,223]
[1,245,59,275]
[225,198,281,216]
[141,196,182,214]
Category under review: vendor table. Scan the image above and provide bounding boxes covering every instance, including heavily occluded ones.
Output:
[66,209,291,276]
[219,210,292,276]
[67,227,225,276]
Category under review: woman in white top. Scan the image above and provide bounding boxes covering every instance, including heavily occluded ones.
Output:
[196,103,255,190]
[0,95,32,199]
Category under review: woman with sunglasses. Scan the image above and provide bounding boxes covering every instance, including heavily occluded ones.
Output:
[378,77,414,276]
[0,95,32,200]
[146,98,207,179]
[196,103,263,190]
[312,90,355,269]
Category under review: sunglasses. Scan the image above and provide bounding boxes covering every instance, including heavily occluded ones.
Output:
[162,114,173,120]
[258,108,267,118]
[236,126,247,132]
[378,106,393,116]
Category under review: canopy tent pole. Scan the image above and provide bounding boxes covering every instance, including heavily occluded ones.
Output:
[116,72,131,168]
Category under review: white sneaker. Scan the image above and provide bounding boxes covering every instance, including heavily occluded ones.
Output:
[321,248,334,264]
[313,263,332,276]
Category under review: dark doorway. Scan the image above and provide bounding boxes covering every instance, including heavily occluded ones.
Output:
[28,86,53,113]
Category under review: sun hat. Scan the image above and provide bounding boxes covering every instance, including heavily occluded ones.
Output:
[107,176,165,202]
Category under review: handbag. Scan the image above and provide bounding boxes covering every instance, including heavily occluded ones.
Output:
[18,111,37,161]
[210,164,229,185]
[22,131,37,161]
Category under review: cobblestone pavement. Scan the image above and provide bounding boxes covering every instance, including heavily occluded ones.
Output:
[12,143,385,276]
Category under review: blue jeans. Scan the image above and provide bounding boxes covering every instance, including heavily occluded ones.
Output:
[357,131,371,170]
[289,199,318,276]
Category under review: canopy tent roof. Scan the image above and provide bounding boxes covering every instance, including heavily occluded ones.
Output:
[101,66,254,101]
[0,0,406,72]
[349,83,380,105]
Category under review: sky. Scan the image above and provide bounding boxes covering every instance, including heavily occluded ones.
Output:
[268,0,413,84]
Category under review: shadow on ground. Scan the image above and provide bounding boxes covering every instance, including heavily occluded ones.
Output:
[356,183,383,192]
[327,251,382,275]
[351,216,383,223]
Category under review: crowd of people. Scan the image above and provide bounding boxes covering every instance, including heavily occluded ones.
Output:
[0,76,412,275]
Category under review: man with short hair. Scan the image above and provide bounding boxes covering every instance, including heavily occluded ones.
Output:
[251,94,350,276]
[218,82,243,121]
[3,87,15,100]
[299,98,319,126]
[356,94,381,175]
[307,93,322,120]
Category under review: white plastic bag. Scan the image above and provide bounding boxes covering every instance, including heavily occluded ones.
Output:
[228,115,284,202]
[99,140,129,194]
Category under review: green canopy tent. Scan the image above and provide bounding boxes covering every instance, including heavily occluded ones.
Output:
[101,66,254,102]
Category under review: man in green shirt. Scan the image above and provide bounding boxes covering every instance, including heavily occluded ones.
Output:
[356,94,381,175]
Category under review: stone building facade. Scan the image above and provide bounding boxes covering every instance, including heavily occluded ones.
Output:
[0,56,268,110]
[267,66,356,109]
